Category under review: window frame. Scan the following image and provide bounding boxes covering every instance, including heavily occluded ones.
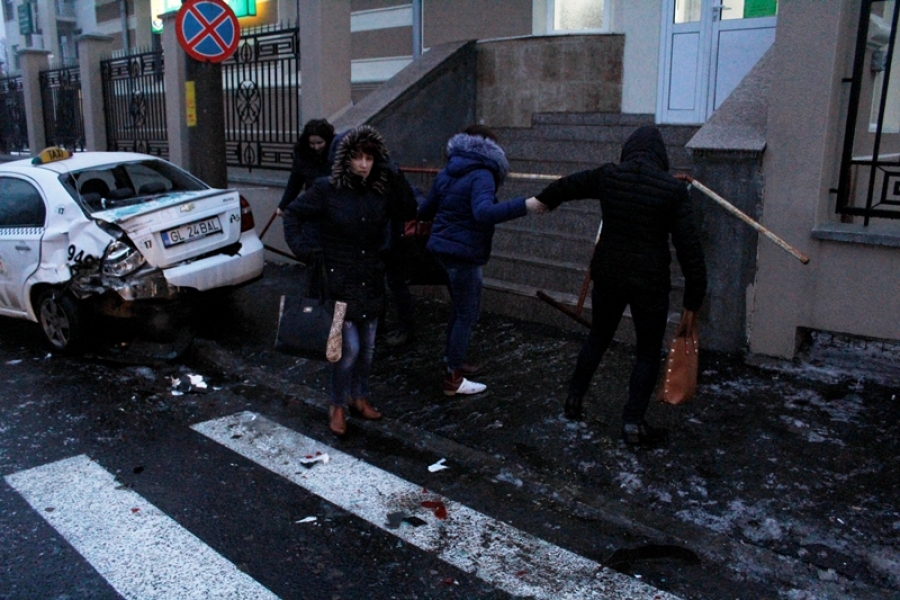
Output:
[836,0,900,224]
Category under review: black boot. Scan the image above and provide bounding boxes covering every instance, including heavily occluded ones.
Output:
[622,421,668,447]
[564,394,583,420]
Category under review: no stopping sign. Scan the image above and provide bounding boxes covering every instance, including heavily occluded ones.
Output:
[175,0,241,63]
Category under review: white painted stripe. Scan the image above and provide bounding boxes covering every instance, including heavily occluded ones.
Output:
[192,412,681,600]
[351,5,413,32]
[4,455,279,600]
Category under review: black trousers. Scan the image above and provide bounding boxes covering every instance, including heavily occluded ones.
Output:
[567,282,669,424]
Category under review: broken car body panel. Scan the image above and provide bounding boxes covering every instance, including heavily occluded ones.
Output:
[0,151,264,344]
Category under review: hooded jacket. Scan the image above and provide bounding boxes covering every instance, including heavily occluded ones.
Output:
[419,133,527,265]
[283,126,417,321]
[278,122,336,210]
[536,126,707,310]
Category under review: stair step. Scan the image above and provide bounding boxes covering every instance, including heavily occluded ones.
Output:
[529,112,656,127]
[496,200,602,237]
[492,227,594,263]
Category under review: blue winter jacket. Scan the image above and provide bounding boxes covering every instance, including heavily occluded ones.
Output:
[419,133,527,265]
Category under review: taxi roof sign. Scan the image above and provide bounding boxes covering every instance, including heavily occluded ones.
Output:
[33,147,73,165]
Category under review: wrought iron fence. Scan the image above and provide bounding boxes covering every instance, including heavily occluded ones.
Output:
[223,24,300,171]
[101,49,168,158]
[836,0,900,223]
[0,75,29,154]
[40,65,85,151]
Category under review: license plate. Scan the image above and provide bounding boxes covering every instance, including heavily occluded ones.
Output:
[161,216,223,247]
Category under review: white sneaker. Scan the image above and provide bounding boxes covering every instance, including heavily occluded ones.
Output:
[454,377,487,396]
[444,377,487,396]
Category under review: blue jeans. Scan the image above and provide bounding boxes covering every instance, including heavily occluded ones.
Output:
[568,283,669,424]
[438,257,482,371]
[331,317,378,406]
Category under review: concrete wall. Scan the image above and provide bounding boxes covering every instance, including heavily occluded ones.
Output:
[476,35,623,128]
[332,41,477,168]
[690,151,762,352]
[750,0,900,358]
[423,0,532,46]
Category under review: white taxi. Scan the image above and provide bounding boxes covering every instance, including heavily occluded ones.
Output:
[0,148,265,353]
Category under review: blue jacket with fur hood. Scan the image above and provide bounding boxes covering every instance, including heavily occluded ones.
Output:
[419,133,527,265]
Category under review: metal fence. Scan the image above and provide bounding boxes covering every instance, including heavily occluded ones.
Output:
[40,65,85,151]
[101,50,168,158]
[837,0,900,223]
[0,75,29,154]
[223,24,300,171]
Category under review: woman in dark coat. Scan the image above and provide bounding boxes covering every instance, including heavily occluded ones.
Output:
[277,118,335,212]
[533,125,707,447]
[419,125,545,397]
[283,126,417,435]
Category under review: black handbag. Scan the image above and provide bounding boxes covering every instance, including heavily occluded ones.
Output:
[274,262,346,362]
[394,219,448,286]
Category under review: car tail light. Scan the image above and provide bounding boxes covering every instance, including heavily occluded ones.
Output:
[102,240,146,277]
[240,195,255,232]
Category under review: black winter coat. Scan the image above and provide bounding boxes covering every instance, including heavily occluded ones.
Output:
[278,146,332,210]
[283,174,416,322]
[536,126,707,311]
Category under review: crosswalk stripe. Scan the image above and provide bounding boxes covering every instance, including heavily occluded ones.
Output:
[4,455,279,600]
[193,411,680,600]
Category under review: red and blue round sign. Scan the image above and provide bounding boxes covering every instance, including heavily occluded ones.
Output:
[175,0,241,63]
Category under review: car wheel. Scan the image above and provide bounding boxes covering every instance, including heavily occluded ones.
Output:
[37,289,87,353]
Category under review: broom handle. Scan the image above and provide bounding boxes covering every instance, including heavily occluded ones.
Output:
[676,174,810,265]
[575,220,603,314]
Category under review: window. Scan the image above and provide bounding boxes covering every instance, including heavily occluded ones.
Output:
[0,178,46,227]
[836,0,900,223]
[551,0,606,32]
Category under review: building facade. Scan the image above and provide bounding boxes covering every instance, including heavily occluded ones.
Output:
[3,0,898,365]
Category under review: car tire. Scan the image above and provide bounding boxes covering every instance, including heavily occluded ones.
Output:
[37,289,88,353]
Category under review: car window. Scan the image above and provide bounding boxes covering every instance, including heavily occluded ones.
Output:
[65,160,209,213]
[0,177,47,228]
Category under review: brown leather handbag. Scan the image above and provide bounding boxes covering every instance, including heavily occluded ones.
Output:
[658,311,699,405]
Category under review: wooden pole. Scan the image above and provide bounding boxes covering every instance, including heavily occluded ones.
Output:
[676,174,810,265]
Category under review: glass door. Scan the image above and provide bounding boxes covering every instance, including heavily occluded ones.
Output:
[657,0,777,124]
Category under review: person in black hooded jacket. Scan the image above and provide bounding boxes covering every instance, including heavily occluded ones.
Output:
[277,118,335,213]
[283,125,417,436]
[531,125,707,447]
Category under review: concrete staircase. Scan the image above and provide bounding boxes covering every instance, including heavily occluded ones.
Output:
[481,112,699,337]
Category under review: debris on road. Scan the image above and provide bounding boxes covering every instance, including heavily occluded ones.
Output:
[428,458,449,473]
[170,374,209,395]
[298,452,329,469]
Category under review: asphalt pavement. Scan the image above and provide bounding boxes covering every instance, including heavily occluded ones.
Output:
[188,261,899,600]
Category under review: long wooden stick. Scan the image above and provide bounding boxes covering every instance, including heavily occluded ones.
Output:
[676,174,810,265]
[259,209,278,239]
[574,220,602,314]
[400,166,560,181]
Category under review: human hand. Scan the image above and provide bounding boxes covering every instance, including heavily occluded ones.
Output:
[526,197,549,214]
[276,208,283,216]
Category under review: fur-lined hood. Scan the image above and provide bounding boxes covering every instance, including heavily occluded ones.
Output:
[445,133,510,185]
[330,125,391,194]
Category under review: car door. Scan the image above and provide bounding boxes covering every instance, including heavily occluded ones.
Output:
[0,176,46,316]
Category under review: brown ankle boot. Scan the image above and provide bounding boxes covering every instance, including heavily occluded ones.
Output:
[349,397,382,420]
[328,405,346,435]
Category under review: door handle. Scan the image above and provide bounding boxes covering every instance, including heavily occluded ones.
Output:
[711,3,731,21]
[15,244,32,252]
